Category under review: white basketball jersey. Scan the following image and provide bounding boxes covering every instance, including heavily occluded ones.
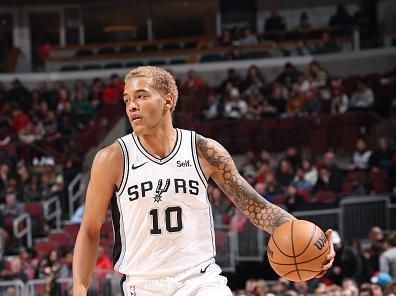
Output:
[111,128,216,279]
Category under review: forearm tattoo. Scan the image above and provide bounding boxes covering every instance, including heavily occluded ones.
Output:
[196,135,295,234]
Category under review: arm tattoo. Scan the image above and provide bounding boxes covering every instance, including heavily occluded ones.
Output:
[196,135,295,234]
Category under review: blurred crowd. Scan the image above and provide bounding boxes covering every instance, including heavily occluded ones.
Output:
[197,61,393,121]
[208,136,396,223]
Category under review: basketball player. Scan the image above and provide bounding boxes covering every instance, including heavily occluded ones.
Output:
[73,66,335,296]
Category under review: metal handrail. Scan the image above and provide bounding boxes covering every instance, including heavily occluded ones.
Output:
[0,279,26,296]
[13,213,32,248]
[68,173,87,219]
[43,196,61,230]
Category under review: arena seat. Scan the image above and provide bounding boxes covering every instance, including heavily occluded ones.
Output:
[297,188,312,203]
[370,169,389,193]
[75,48,95,56]
[63,223,81,244]
[60,65,80,71]
[35,241,58,259]
[315,191,336,203]
[119,46,137,53]
[48,230,70,249]
[82,64,102,70]
[97,47,117,55]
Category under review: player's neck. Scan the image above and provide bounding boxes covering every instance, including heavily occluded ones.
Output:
[137,123,177,159]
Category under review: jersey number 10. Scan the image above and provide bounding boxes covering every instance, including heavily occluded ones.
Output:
[149,206,183,234]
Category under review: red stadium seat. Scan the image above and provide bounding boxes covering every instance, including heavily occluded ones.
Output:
[274,194,286,205]
[341,181,354,195]
[315,191,336,203]
[370,169,389,193]
[48,230,70,249]
[35,241,57,259]
[346,170,367,183]
[297,189,312,203]
[24,202,43,217]
[63,223,81,244]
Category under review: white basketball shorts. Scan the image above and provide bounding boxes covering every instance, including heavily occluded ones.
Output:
[120,258,232,296]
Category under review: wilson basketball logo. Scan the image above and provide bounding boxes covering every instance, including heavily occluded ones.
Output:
[314,233,326,250]
[267,247,274,259]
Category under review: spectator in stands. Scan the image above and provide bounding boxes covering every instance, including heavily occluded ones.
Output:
[277,63,300,88]
[72,87,94,128]
[303,87,322,115]
[182,70,206,95]
[349,80,375,110]
[19,247,39,280]
[9,108,30,133]
[18,115,45,144]
[314,31,341,54]
[328,3,354,28]
[95,245,112,274]
[286,83,306,116]
[308,61,328,89]
[102,74,124,104]
[292,167,314,190]
[1,256,29,282]
[268,41,284,58]
[221,68,242,92]
[218,30,233,46]
[3,191,24,219]
[327,231,363,285]
[331,80,349,114]
[7,79,31,112]
[369,137,393,172]
[239,28,259,46]
[88,78,104,112]
[297,11,311,30]
[243,65,266,96]
[268,83,287,115]
[264,172,282,200]
[301,158,318,186]
[271,278,290,295]
[246,90,265,120]
[201,92,223,120]
[225,46,246,60]
[265,9,286,32]
[380,232,396,279]
[363,227,385,281]
[313,167,334,194]
[276,159,294,188]
[209,187,229,226]
[287,146,303,170]
[284,184,305,212]
[350,138,372,171]
[294,40,312,56]
[72,80,88,102]
[224,87,248,119]
[323,151,343,192]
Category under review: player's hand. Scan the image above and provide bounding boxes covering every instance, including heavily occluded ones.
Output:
[316,229,335,278]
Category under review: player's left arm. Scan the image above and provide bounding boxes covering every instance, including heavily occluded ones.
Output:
[196,134,334,275]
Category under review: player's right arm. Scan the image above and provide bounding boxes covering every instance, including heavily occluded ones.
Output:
[72,143,122,296]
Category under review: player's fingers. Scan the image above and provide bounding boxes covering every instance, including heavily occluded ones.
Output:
[316,270,326,278]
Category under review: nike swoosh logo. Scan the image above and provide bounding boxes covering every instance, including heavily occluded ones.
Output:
[200,263,211,273]
[131,162,148,170]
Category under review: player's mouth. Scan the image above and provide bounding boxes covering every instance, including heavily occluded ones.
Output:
[131,114,142,122]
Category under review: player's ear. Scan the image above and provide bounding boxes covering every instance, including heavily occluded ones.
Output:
[164,93,174,111]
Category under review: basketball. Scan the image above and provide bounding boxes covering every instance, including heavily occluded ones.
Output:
[267,220,330,282]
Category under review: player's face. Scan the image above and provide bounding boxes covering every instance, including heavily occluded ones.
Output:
[123,77,168,135]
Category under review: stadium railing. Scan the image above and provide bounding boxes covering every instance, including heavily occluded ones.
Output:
[43,196,62,230]
[68,173,87,220]
[13,213,32,248]
[0,279,25,296]
[214,224,238,272]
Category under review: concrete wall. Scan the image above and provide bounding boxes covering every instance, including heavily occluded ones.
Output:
[1,47,395,89]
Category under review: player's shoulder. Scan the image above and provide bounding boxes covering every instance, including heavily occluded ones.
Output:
[93,142,122,167]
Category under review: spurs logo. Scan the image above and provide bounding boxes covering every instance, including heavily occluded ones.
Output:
[314,233,327,251]
[153,179,170,203]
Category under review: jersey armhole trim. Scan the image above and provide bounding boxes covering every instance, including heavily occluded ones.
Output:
[191,131,208,187]
[115,138,129,196]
